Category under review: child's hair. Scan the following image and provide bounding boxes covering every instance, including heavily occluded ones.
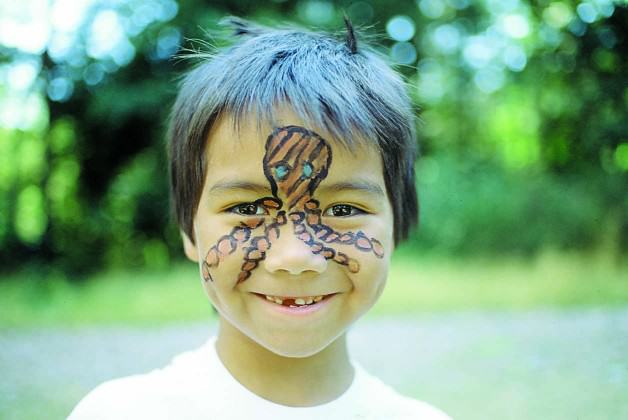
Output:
[167,16,419,245]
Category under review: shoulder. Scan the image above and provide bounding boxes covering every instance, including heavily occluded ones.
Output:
[67,374,155,419]
[68,344,212,419]
[353,362,452,420]
[394,395,453,420]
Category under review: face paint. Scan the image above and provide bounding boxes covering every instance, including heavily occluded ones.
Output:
[202,125,384,284]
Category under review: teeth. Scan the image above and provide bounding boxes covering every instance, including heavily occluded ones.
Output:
[263,294,325,305]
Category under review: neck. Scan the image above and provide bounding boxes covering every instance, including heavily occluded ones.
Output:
[215,317,355,407]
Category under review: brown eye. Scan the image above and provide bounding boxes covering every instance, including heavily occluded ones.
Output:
[231,203,265,216]
[323,204,363,217]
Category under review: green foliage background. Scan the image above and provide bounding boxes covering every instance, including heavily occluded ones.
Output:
[0,0,626,277]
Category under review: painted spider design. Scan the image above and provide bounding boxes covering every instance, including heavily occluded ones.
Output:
[201,125,385,284]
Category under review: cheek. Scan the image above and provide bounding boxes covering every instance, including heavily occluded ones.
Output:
[341,222,392,297]
[205,249,245,284]
[354,250,389,284]
[344,251,390,311]
[196,220,265,287]
[330,236,390,285]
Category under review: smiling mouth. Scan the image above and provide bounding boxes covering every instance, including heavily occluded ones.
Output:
[253,293,337,308]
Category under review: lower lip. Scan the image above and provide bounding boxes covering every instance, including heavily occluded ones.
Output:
[254,293,338,316]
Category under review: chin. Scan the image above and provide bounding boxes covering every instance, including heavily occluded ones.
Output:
[256,330,343,358]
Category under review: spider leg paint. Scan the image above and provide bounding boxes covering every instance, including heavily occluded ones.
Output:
[202,219,263,282]
[236,211,288,284]
[290,211,327,255]
[304,199,385,260]
[289,210,361,273]
[201,125,384,284]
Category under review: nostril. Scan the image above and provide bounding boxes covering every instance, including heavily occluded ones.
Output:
[262,240,327,275]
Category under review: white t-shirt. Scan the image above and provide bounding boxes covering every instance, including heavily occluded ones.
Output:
[68,335,451,420]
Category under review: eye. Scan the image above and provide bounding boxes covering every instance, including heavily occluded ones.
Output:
[323,204,365,217]
[229,203,267,216]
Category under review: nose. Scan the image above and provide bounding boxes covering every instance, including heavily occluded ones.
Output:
[263,225,327,275]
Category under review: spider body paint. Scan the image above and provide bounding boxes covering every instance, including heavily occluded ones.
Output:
[201,126,385,284]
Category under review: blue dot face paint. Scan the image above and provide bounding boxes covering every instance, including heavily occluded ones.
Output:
[302,162,313,178]
[274,164,289,180]
[201,126,385,284]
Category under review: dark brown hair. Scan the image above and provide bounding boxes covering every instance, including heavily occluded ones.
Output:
[167,17,419,245]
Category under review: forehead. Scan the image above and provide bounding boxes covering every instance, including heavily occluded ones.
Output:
[264,126,330,169]
[204,110,385,187]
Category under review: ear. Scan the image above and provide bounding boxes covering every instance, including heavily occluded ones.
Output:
[181,230,199,262]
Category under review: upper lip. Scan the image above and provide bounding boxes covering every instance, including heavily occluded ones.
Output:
[252,292,338,298]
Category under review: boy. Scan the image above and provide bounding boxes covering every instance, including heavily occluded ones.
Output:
[69,17,452,419]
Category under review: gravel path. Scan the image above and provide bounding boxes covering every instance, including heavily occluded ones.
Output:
[1,307,627,420]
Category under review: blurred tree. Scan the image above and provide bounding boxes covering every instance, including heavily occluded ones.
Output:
[0,0,625,276]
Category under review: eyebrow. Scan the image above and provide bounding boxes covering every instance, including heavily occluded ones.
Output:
[207,179,385,198]
[317,181,386,197]
[207,180,272,196]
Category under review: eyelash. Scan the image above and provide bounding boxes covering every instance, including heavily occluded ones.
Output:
[227,203,268,216]
[226,203,365,217]
[322,204,366,218]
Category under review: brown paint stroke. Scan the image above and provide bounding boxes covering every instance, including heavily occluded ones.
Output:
[201,126,384,284]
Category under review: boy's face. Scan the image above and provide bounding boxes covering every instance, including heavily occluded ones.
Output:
[183,109,394,357]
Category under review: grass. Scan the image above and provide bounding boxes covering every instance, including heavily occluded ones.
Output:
[369,248,628,317]
[0,265,211,328]
[1,250,626,327]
